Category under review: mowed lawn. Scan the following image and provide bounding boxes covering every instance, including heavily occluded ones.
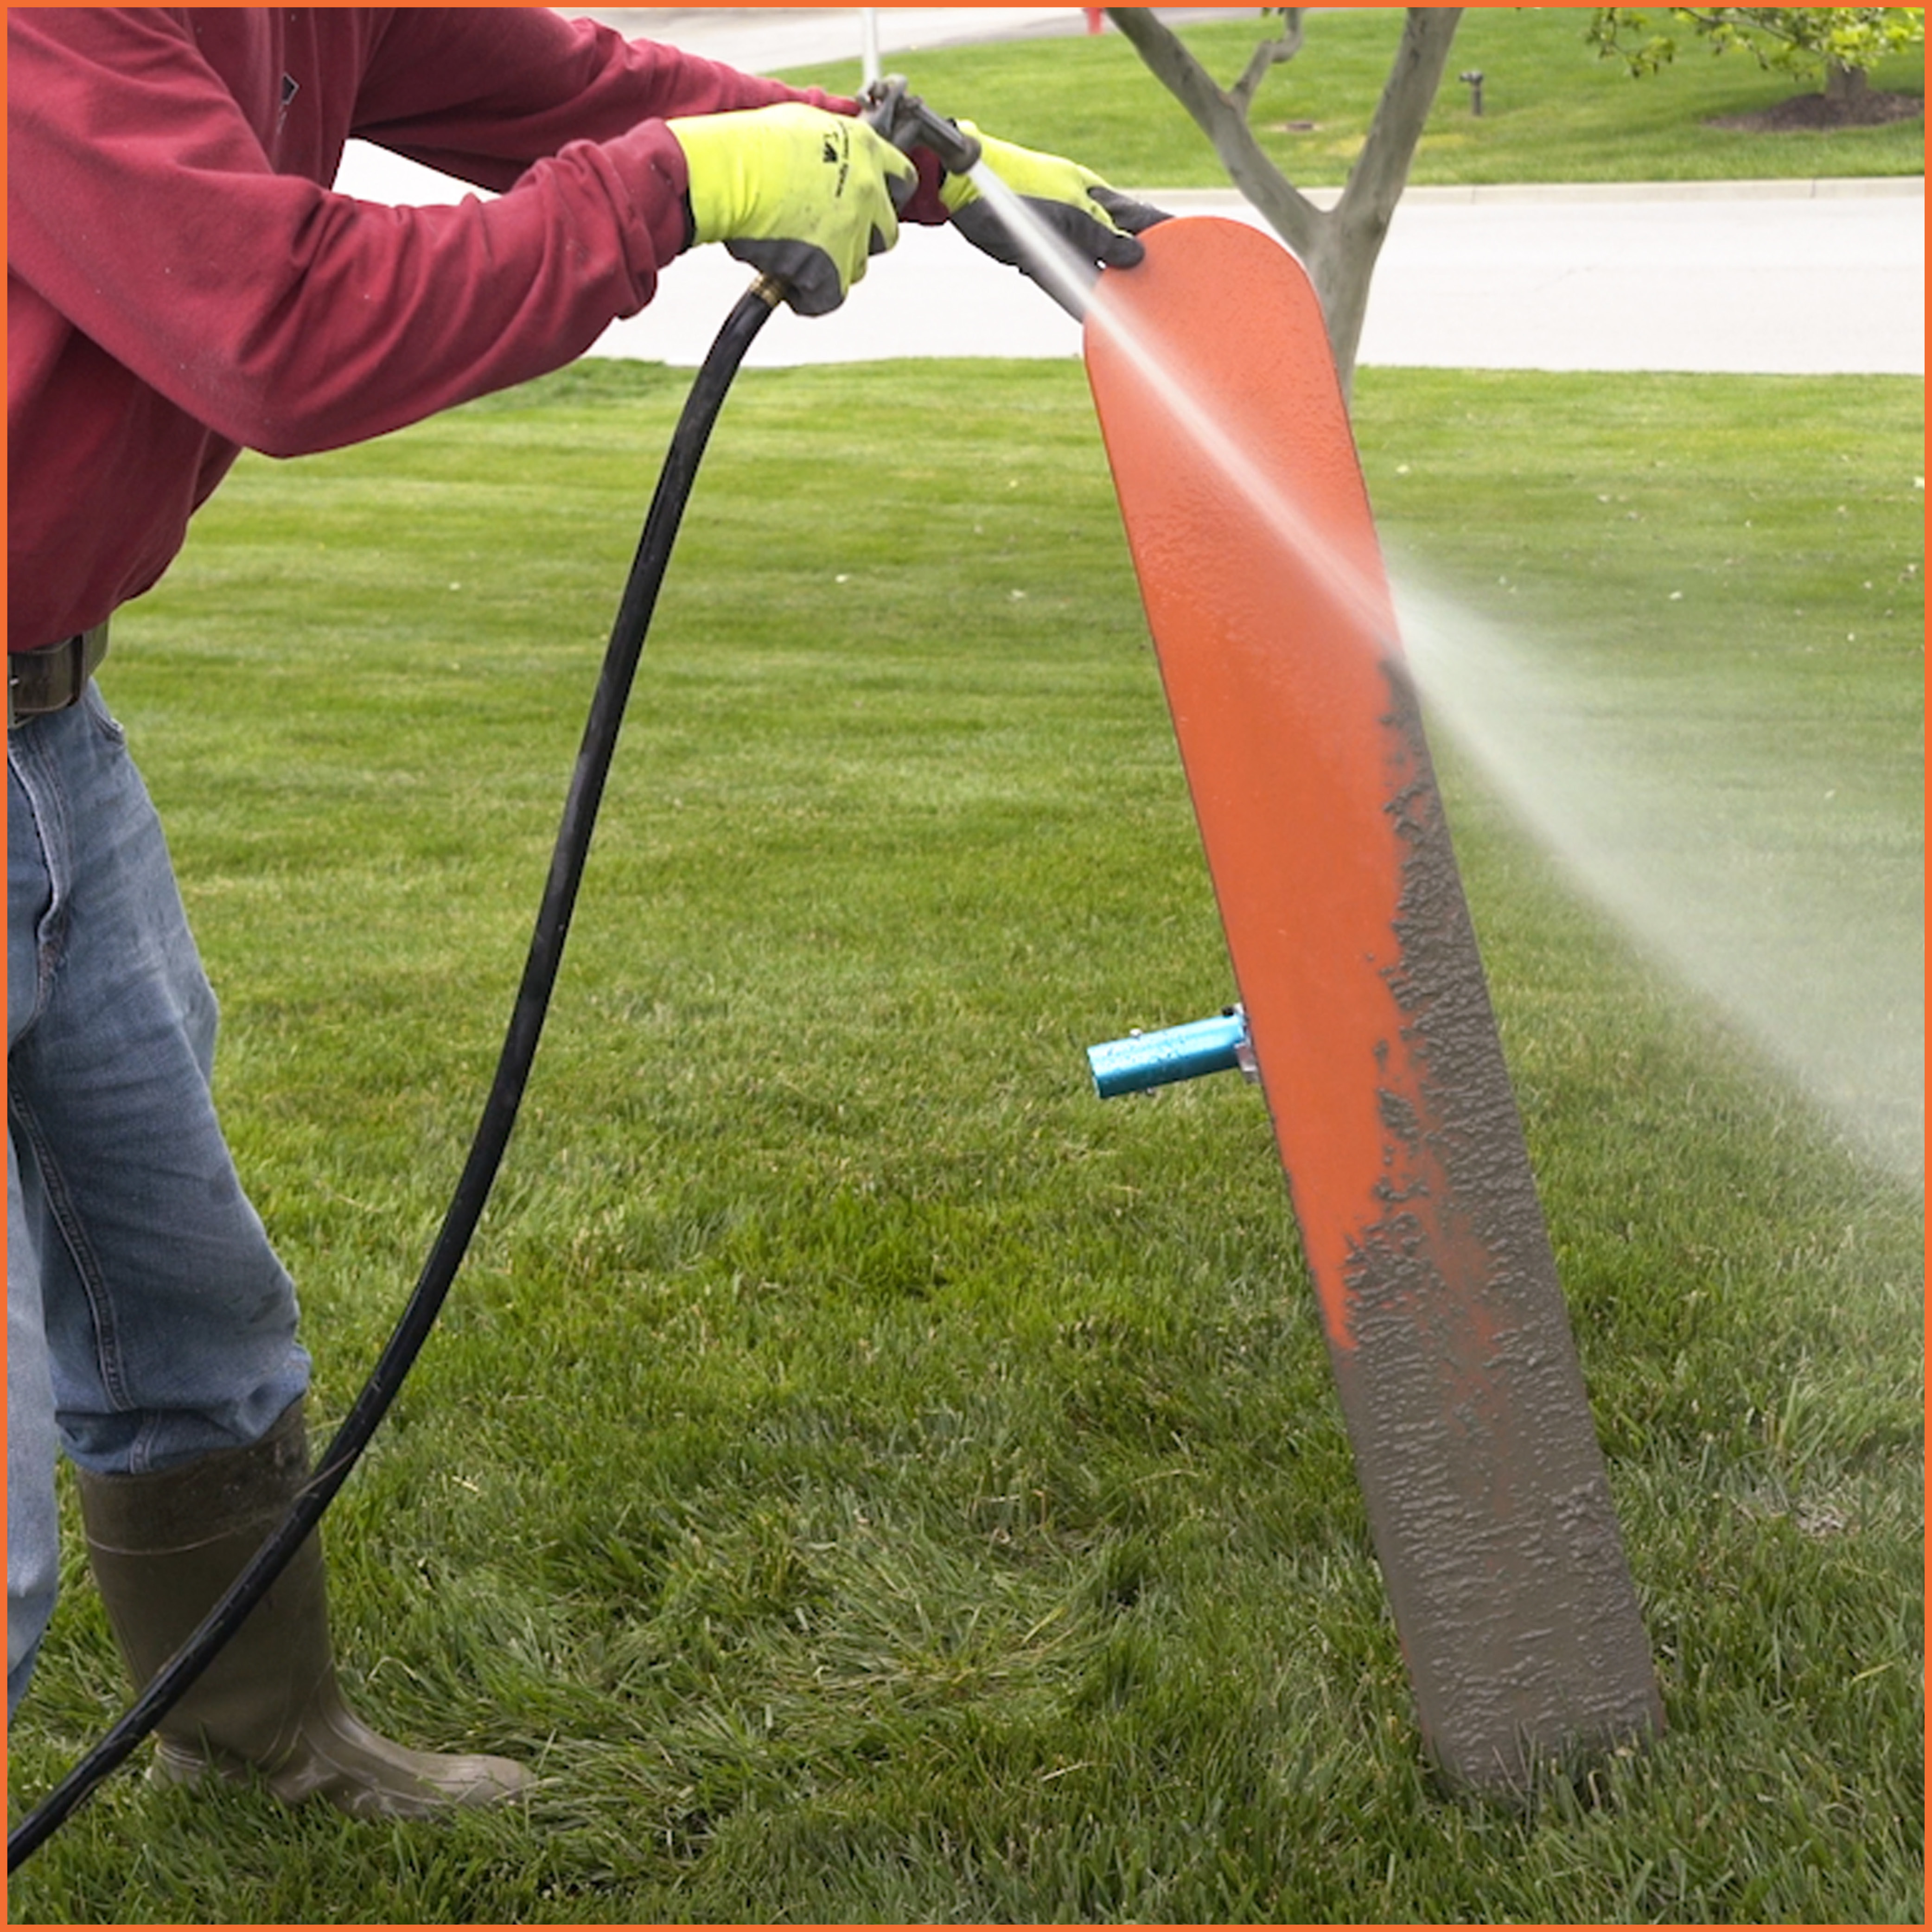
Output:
[7,355,1921,1925]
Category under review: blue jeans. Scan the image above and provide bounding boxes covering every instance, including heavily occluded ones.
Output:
[8,688,310,1719]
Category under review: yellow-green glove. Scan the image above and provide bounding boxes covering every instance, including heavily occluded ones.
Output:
[938,125,1167,285]
[669,104,916,316]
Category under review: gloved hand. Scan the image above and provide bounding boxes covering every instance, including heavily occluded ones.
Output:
[669,104,916,316]
[938,127,1169,287]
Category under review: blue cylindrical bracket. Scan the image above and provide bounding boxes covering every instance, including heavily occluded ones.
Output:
[1087,1007,1255,1098]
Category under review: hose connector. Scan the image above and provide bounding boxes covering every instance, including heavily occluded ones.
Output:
[1086,1006,1258,1099]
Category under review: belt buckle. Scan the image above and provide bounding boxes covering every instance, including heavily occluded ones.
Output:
[8,623,108,730]
[5,651,50,732]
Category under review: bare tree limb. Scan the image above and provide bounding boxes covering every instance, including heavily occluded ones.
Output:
[1339,8,1463,235]
[1103,6,1324,256]
[1321,8,1464,372]
[1231,6,1305,116]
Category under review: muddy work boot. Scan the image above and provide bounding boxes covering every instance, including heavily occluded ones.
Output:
[75,1400,530,1819]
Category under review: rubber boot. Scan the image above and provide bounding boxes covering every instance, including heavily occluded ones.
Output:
[75,1399,531,1819]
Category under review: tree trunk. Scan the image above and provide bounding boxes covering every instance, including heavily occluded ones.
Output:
[1824,59,1869,105]
[1105,7,1462,400]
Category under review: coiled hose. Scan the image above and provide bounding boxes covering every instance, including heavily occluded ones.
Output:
[8,277,784,1873]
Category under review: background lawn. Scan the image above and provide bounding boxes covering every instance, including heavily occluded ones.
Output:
[775,6,1926,186]
[6,351,1920,1925]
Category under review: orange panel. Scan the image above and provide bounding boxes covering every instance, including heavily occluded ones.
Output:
[1085,218,1659,1795]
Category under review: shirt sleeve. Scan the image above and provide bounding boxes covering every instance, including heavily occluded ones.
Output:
[5,8,841,459]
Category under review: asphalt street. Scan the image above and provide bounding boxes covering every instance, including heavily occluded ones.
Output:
[331,9,1925,376]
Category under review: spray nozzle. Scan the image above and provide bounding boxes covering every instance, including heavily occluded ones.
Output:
[860,75,983,188]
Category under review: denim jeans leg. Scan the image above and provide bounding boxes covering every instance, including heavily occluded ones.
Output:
[7,689,311,1716]
[7,1135,59,1720]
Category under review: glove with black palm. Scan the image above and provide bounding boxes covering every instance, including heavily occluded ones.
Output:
[670,103,915,315]
[938,127,1168,294]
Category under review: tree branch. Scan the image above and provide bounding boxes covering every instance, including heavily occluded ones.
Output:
[1230,7,1305,116]
[1104,7,1324,252]
[1311,8,1460,383]
[1336,8,1462,239]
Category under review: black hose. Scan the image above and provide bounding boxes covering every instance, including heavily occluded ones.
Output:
[8,279,783,1874]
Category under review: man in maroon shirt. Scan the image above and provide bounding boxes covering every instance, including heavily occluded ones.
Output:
[8,6,1159,1821]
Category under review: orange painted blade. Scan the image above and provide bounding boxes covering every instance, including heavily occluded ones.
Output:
[1085,217,1659,1794]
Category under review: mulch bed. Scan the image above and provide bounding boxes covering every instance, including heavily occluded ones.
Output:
[1709,88,1924,132]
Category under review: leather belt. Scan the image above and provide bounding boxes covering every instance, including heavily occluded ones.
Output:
[8,621,111,729]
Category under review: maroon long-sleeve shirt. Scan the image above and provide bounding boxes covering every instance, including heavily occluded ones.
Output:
[7,6,849,650]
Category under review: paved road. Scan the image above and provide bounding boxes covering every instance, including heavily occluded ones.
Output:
[332,9,1925,376]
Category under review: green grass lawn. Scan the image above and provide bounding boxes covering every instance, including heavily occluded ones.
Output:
[7,357,1921,1925]
[775,5,1925,185]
